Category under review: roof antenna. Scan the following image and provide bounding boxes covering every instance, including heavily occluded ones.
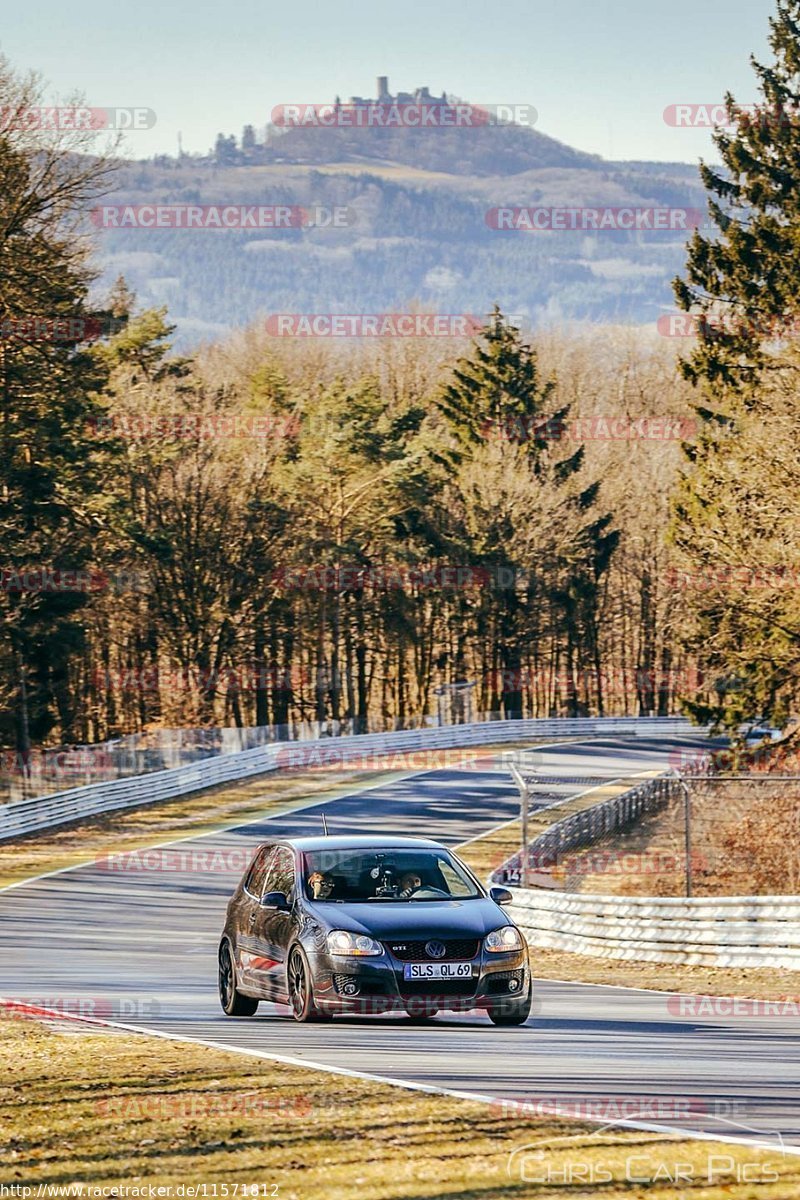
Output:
[321,812,329,836]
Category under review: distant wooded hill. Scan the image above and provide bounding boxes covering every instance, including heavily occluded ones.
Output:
[97,122,707,346]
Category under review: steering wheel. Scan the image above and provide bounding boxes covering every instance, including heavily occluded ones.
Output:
[407,885,448,899]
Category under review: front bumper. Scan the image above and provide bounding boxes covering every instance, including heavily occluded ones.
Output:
[308,942,530,1014]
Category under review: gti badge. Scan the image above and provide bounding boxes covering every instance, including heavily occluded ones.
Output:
[425,940,446,959]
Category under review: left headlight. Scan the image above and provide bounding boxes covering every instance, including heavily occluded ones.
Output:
[327,930,384,957]
[485,925,523,953]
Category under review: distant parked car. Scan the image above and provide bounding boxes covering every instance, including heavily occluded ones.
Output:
[740,720,783,746]
[218,834,531,1025]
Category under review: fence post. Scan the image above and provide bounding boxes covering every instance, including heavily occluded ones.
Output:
[669,769,693,898]
[509,763,531,888]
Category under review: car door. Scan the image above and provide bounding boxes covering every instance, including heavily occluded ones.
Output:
[247,845,297,1001]
[236,843,276,994]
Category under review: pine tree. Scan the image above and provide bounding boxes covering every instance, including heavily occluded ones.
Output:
[674,0,800,400]
[671,0,800,730]
[438,305,576,469]
[435,309,617,719]
[0,58,120,753]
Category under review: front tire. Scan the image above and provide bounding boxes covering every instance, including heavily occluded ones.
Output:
[287,945,331,1022]
[219,940,259,1016]
[487,987,532,1027]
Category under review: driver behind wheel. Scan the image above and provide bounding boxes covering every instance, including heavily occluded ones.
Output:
[399,871,422,897]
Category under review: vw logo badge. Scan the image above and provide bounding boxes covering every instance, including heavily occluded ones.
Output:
[425,940,446,959]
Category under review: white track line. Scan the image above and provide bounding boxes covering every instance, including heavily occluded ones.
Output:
[0,998,792,1158]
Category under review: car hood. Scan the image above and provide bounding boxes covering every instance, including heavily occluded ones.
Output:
[310,896,508,939]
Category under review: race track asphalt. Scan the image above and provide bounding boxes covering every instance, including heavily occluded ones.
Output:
[1,735,797,1153]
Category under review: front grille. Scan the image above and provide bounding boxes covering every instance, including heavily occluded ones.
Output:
[401,979,478,997]
[486,969,525,995]
[387,938,480,962]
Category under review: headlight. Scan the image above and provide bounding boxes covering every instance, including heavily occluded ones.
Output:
[327,930,383,957]
[485,925,523,953]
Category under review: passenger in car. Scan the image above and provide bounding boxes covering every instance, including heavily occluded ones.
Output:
[308,871,335,899]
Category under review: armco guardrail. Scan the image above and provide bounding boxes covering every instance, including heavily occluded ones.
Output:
[504,889,800,970]
[0,716,698,841]
[493,772,800,970]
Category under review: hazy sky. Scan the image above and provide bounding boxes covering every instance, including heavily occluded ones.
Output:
[0,0,779,163]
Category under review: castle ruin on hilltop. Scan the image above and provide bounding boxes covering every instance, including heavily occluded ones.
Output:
[343,78,449,108]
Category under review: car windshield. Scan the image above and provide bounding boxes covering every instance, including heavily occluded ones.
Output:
[301,848,481,902]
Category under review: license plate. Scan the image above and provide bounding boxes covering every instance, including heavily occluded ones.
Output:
[403,962,472,980]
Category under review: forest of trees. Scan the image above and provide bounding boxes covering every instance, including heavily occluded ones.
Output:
[0,286,702,750]
[4,0,800,763]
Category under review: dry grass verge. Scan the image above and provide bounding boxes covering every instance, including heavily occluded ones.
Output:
[0,1016,794,1197]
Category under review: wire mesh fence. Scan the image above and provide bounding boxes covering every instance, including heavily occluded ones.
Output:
[505,771,800,898]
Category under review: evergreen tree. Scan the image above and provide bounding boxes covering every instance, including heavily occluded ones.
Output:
[0,58,120,753]
[672,0,800,730]
[438,305,573,467]
[435,309,617,718]
[674,0,800,399]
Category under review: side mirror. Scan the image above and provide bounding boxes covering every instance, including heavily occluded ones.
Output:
[490,885,514,906]
[261,890,289,911]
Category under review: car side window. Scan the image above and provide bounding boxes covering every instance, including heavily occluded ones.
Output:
[264,846,295,900]
[244,846,274,898]
[438,857,474,897]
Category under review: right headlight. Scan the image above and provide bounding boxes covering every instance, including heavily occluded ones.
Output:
[485,925,524,953]
[327,930,383,957]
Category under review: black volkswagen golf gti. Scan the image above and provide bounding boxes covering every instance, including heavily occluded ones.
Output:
[218,835,531,1024]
